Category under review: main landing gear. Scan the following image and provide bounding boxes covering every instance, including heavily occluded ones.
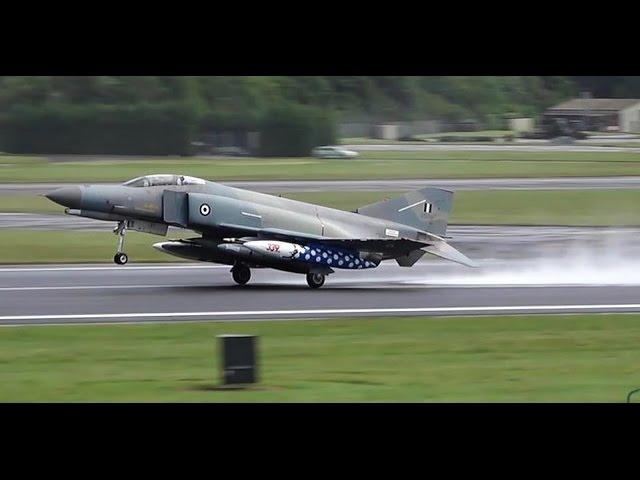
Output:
[231,264,251,285]
[306,272,325,289]
[113,221,128,265]
[230,265,326,289]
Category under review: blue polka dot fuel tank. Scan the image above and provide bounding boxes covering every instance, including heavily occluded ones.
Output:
[292,244,380,270]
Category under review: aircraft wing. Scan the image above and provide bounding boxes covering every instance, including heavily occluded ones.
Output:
[220,223,421,250]
[217,222,477,268]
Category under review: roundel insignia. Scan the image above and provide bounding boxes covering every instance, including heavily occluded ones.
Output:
[200,203,211,216]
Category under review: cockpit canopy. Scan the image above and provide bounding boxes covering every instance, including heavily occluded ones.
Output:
[122,174,206,188]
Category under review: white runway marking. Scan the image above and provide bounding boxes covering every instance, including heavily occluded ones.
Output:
[1,303,640,325]
[0,284,205,292]
[0,265,230,273]
[0,283,633,292]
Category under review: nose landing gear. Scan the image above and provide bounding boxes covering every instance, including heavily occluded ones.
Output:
[113,221,128,265]
[114,252,128,265]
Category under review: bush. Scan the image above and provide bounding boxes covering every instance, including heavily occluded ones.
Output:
[0,99,339,157]
[259,104,337,157]
[0,102,197,155]
[199,110,261,133]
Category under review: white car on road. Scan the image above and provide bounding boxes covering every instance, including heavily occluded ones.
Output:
[312,146,359,159]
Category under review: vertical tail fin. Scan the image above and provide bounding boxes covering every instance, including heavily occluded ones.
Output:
[356,187,453,236]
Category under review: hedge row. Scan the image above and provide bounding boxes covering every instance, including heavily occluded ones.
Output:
[0,103,337,157]
[259,104,336,157]
[0,103,197,155]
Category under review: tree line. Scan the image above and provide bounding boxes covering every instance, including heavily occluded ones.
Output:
[0,76,637,155]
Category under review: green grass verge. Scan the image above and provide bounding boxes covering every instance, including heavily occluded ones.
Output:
[1,150,640,182]
[0,229,190,264]
[2,314,639,402]
[0,195,62,213]
[0,155,47,165]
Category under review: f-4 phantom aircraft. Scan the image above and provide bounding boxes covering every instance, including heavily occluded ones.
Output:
[46,174,477,288]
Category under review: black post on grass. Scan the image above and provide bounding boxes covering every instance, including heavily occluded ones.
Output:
[217,334,258,387]
[627,387,640,404]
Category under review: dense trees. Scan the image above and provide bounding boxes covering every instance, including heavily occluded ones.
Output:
[0,76,582,123]
[260,104,336,157]
[1,103,196,155]
[0,76,634,155]
[570,77,640,98]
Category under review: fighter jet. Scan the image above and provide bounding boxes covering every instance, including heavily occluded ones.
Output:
[46,174,477,288]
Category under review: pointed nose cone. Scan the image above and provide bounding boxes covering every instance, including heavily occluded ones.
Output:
[45,187,82,209]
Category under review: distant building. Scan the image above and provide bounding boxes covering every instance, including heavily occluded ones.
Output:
[339,120,441,139]
[508,117,534,133]
[544,98,640,133]
[372,124,400,140]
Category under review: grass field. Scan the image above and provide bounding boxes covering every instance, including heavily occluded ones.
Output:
[2,150,640,182]
[0,195,61,213]
[2,314,640,402]
[0,155,47,165]
[0,229,189,264]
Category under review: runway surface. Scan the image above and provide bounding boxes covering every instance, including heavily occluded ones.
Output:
[4,176,640,196]
[1,260,640,326]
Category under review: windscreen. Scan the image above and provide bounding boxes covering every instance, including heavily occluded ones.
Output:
[122,175,206,187]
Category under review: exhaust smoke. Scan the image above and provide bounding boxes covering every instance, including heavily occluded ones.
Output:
[408,229,640,287]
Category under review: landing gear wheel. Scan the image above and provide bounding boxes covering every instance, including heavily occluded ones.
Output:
[113,221,128,265]
[232,265,251,285]
[306,272,325,289]
[114,253,128,265]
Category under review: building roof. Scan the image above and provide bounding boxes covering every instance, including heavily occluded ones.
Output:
[547,98,640,112]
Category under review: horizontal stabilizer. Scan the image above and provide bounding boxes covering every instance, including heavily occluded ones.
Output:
[421,241,479,268]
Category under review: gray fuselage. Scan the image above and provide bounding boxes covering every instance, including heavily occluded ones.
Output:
[72,180,425,246]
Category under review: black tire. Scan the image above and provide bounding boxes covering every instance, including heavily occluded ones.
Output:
[306,272,325,289]
[232,265,251,285]
[114,253,128,265]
